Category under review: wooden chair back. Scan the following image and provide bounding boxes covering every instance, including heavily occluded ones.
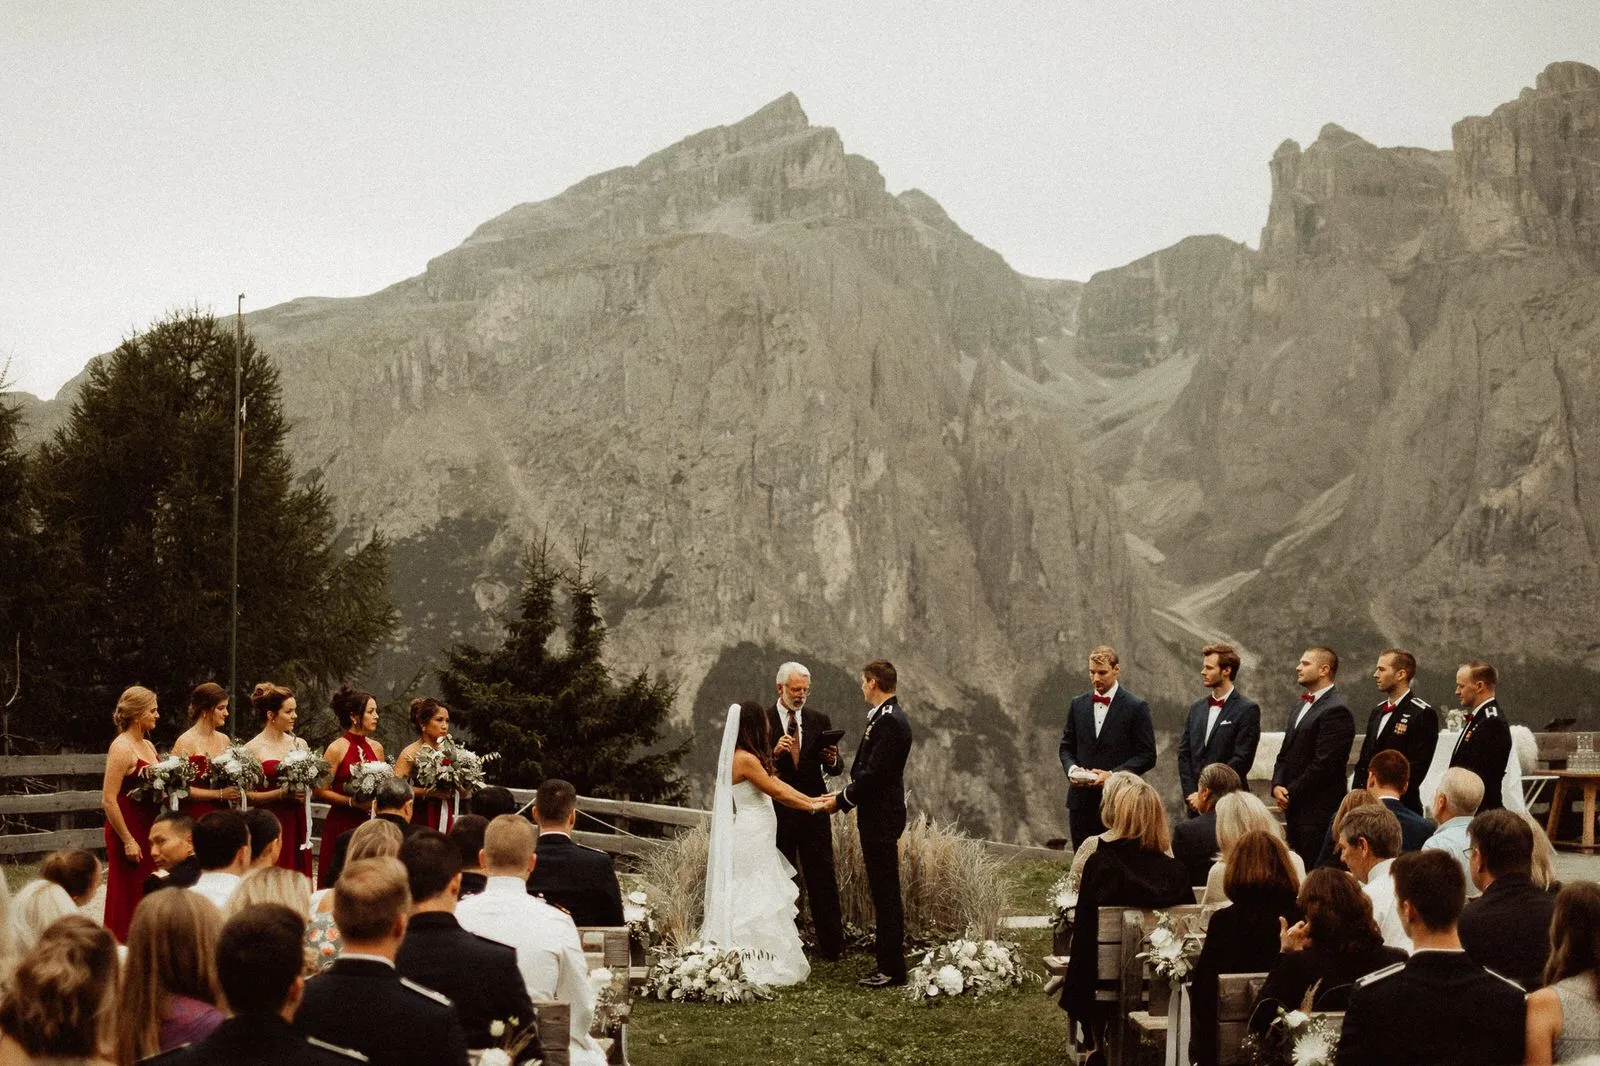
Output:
[1216,972,1268,1066]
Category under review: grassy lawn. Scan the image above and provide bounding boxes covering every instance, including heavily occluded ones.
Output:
[630,858,1076,1066]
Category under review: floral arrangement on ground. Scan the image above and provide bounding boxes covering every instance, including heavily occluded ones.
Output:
[906,937,1031,1003]
[645,941,775,1005]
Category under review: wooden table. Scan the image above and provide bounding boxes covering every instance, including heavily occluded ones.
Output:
[1544,770,1600,852]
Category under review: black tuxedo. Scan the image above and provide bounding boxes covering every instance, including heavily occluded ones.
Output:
[1171,809,1219,887]
[146,1014,364,1066]
[836,696,913,980]
[327,812,425,885]
[396,912,537,1052]
[1335,950,1525,1066]
[1270,687,1356,862]
[767,701,844,959]
[1176,689,1261,800]
[525,832,624,927]
[1058,685,1156,845]
[1350,691,1439,813]
[1449,699,1513,811]
[296,957,469,1066]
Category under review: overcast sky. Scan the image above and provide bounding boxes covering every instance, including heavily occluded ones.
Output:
[4,1,1595,398]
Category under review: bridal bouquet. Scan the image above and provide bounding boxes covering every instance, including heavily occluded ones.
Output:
[128,754,198,810]
[208,745,266,807]
[645,942,774,1004]
[906,938,1029,1003]
[1138,910,1205,983]
[1242,1005,1340,1066]
[345,759,395,809]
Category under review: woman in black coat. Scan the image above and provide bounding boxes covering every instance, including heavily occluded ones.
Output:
[1189,830,1302,1066]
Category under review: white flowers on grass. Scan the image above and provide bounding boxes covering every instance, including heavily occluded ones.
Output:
[645,941,774,1005]
[906,938,1029,1003]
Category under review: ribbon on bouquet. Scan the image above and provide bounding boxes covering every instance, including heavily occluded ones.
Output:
[441,791,459,834]
[301,789,313,851]
[1163,981,1191,1066]
[169,792,180,811]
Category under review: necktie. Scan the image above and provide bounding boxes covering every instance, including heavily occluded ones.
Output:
[786,711,798,737]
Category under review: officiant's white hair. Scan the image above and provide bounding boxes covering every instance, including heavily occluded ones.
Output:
[775,662,811,685]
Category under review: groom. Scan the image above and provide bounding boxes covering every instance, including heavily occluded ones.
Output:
[826,660,913,988]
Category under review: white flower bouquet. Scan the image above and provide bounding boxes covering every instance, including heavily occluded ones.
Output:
[1241,1004,1340,1066]
[624,889,660,946]
[344,759,395,809]
[275,747,330,793]
[587,964,629,1035]
[128,754,198,810]
[208,744,267,807]
[410,737,498,830]
[906,937,1030,1003]
[644,941,775,1005]
[1046,872,1078,932]
[1138,910,1206,984]
[470,1015,541,1066]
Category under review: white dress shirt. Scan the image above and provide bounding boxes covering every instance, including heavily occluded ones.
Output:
[1093,682,1119,737]
[1362,858,1412,953]
[188,870,241,911]
[1295,685,1333,729]
[456,875,606,1066]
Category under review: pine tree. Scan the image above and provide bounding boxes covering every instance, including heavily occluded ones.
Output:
[24,311,396,749]
[439,539,688,803]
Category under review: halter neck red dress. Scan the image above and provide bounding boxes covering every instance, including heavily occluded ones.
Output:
[104,758,159,942]
[260,756,314,877]
[316,732,377,888]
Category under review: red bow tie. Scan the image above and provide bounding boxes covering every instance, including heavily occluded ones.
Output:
[1092,694,1111,706]
[1207,697,1225,709]
[1382,702,1395,713]
[1300,693,1316,703]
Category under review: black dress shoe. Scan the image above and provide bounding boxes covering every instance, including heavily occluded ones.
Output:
[857,972,907,988]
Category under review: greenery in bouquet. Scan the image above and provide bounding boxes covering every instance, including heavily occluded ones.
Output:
[1137,910,1205,983]
[128,754,198,808]
[906,937,1031,1003]
[345,759,395,805]
[624,889,660,946]
[587,965,629,1035]
[1241,1005,1339,1066]
[209,744,267,797]
[275,748,330,792]
[433,736,500,794]
[645,941,774,1004]
[1046,872,1077,932]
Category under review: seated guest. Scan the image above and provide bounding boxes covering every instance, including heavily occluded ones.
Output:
[1059,781,1192,1060]
[449,815,489,899]
[114,886,224,1061]
[0,916,117,1064]
[526,778,624,925]
[159,903,366,1064]
[1172,763,1242,889]
[143,810,202,895]
[1422,767,1483,896]
[1459,807,1558,990]
[225,867,313,922]
[470,785,518,820]
[1202,791,1305,904]
[295,858,469,1066]
[1336,850,1523,1066]
[190,810,252,911]
[307,819,403,973]
[10,879,78,951]
[1065,770,1142,886]
[1313,788,1383,869]
[324,777,422,886]
[1252,867,1407,1025]
[457,815,607,1066]
[1526,881,1600,1065]
[244,808,284,871]
[1335,803,1408,951]
[1190,831,1300,1066]
[1364,749,1433,851]
[40,849,101,907]
[396,829,539,1056]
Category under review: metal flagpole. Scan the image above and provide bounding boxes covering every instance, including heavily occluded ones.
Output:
[230,295,244,740]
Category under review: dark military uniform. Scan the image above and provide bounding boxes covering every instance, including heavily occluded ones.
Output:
[396,911,538,1053]
[525,832,624,926]
[1449,699,1513,811]
[139,1014,366,1065]
[142,854,201,895]
[295,957,469,1066]
[1334,949,1524,1066]
[1350,691,1439,813]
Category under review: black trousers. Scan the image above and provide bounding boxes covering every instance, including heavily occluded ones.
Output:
[1069,803,1108,849]
[860,833,905,979]
[776,813,844,959]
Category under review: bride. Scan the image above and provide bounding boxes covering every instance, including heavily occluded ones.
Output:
[702,702,830,986]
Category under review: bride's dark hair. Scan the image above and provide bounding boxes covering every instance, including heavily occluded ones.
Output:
[734,701,774,774]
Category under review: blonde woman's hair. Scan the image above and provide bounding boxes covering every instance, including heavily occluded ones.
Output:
[114,685,158,731]
[1108,780,1171,853]
[1098,770,1141,826]
[0,915,118,1059]
[11,880,77,951]
[1214,791,1285,859]
[345,818,403,865]
[114,888,223,1065]
[226,867,312,920]
[1523,812,1559,891]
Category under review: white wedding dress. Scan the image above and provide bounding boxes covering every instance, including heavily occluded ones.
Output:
[701,706,811,986]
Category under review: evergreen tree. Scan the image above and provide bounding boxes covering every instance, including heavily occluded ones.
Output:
[439,540,687,803]
[0,382,39,718]
[25,311,396,749]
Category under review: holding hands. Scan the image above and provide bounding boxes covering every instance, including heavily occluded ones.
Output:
[810,792,839,814]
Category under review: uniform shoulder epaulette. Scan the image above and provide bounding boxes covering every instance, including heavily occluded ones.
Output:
[470,930,516,953]
[136,1047,191,1063]
[399,975,454,1007]
[1354,961,1405,987]
[1483,966,1525,992]
[575,841,609,855]
[307,1035,370,1061]
[1410,696,1431,709]
[1483,705,1501,718]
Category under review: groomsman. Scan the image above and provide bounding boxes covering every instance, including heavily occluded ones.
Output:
[1350,649,1439,814]
[1449,661,1513,811]
[1058,645,1156,847]
[1270,647,1356,863]
[1178,642,1261,814]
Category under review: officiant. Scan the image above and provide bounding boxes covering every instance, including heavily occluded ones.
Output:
[1059,645,1157,847]
[767,660,846,961]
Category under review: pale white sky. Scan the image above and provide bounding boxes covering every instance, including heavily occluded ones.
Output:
[3,1,1595,398]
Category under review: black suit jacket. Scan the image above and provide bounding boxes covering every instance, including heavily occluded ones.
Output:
[1177,689,1262,798]
[1172,809,1219,888]
[836,697,912,843]
[396,912,537,1052]
[1349,691,1439,813]
[1270,688,1356,828]
[143,854,202,895]
[525,832,624,926]
[296,957,469,1066]
[1449,699,1513,811]
[1381,796,1436,853]
[1058,686,1157,812]
[328,812,425,885]
[1190,887,1299,1066]
[1457,874,1557,991]
[146,1014,364,1066]
[767,703,842,796]
[1335,950,1524,1066]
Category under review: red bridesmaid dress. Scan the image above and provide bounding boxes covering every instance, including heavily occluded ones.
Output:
[316,733,377,888]
[103,759,159,942]
[261,758,314,877]
[182,753,222,820]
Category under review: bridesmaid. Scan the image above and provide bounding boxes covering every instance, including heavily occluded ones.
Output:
[395,697,453,830]
[101,685,161,942]
[172,682,241,817]
[243,682,314,877]
[315,685,384,888]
